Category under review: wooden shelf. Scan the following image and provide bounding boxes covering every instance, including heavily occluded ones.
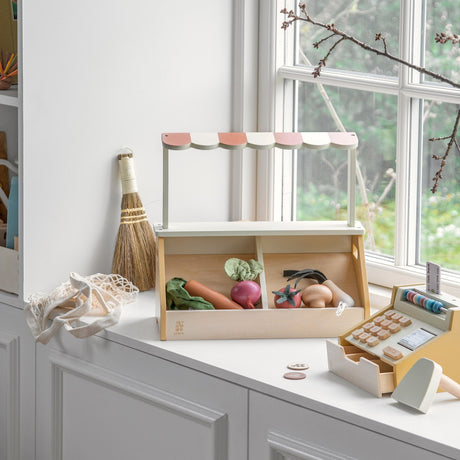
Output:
[0,86,19,108]
[154,220,366,237]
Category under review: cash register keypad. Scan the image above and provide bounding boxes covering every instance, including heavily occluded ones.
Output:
[350,309,412,355]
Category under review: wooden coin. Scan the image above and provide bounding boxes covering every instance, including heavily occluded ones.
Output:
[287,363,310,371]
[283,372,306,380]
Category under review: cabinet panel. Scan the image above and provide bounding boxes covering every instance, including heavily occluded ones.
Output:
[0,303,35,460]
[0,330,19,460]
[249,391,452,460]
[36,332,247,460]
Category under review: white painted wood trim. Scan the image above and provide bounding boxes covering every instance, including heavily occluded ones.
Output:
[300,132,331,150]
[17,0,24,303]
[190,133,220,150]
[278,65,400,95]
[247,132,275,149]
[230,0,247,222]
[256,0,278,221]
[255,236,268,310]
[49,351,228,460]
[267,431,356,460]
[0,332,19,460]
[162,147,169,229]
[347,148,357,227]
[154,220,365,237]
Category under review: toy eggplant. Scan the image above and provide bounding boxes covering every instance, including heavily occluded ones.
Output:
[283,269,354,315]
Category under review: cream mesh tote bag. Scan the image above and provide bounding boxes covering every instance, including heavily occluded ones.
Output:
[25,272,138,344]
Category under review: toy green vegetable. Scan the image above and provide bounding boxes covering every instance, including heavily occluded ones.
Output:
[224,258,264,309]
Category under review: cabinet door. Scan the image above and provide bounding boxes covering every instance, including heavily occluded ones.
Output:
[0,303,35,460]
[249,391,452,460]
[36,332,248,460]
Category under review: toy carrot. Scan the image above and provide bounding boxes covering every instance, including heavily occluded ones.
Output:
[184,280,243,310]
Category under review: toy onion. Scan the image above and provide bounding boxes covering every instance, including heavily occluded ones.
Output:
[230,280,261,309]
[224,258,264,309]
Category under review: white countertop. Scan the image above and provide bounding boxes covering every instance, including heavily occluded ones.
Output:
[93,291,460,459]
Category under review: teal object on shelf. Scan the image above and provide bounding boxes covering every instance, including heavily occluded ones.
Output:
[6,175,18,249]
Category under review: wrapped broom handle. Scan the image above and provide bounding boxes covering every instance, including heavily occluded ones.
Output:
[118,153,148,225]
[119,153,139,195]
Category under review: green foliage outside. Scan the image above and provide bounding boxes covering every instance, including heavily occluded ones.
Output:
[297,185,460,269]
[295,0,460,271]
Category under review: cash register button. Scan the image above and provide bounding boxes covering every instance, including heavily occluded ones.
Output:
[384,310,396,319]
[359,332,371,343]
[373,316,385,325]
[383,346,403,360]
[363,322,375,332]
[398,316,412,327]
[366,336,379,347]
[370,326,381,336]
[388,323,401,334]
[377,329,391,340]
[381,319,392,329]
[391,312,402,321]
[352,328,364,339]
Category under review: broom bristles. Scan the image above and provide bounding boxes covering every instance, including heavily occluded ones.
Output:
[112,154,156,291]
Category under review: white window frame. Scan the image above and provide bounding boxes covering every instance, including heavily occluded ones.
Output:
[257,0,460,296]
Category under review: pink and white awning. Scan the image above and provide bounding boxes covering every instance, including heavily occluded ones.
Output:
[162,132,358,150]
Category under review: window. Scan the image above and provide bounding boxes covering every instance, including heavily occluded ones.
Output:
[259,0,460,293]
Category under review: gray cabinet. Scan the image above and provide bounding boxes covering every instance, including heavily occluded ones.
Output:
[248,391,453,460]
[0,303,35,460]
[35,331,248,460]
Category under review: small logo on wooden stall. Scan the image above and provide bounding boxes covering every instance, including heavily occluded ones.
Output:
[174,320,185,335]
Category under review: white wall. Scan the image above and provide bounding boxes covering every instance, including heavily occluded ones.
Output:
[22,0,241,296]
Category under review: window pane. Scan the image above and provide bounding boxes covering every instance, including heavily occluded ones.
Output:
[296,82,397,257]
[424,0,460,85]
[297,0,400,76]
[419,101,460,270]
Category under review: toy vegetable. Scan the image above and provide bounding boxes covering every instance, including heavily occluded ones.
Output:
[273,285,302,308]
[224,258,263,309]
[301,284,333,308]
[184,279,243,310]
[285,269,354,315]
[166,277,215,310]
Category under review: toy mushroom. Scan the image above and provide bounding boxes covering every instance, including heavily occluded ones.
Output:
[285,268,354,314]
[301,284,333,308]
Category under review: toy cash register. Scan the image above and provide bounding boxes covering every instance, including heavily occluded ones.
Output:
[327,284,460,397]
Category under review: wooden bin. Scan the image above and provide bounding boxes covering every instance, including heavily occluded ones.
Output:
[155,221,370,340]
[155,132,370,340]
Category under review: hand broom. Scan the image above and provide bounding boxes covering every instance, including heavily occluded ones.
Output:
[112,152,156,291]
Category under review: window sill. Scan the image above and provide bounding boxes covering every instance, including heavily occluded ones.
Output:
[366,256,460,298]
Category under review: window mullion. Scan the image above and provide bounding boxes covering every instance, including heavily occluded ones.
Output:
[394,0,424,267]
[256,0,281,221]
[277,0,296,222]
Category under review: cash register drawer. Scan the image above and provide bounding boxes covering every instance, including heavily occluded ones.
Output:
[327,341,395,397]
